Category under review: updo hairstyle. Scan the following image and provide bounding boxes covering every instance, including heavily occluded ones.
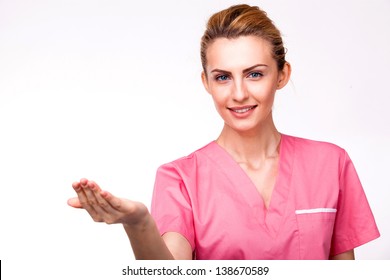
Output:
[200,4,286,73]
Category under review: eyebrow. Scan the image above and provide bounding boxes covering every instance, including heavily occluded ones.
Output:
[210,64,268,74]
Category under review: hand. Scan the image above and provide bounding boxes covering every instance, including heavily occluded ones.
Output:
[67,178,149,226]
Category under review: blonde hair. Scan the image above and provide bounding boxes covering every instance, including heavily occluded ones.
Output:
[201,4,286,72]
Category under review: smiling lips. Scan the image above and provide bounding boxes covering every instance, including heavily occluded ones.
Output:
[228,105,258,114]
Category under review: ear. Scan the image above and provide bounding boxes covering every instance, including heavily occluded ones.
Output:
[201,71,211,94]
[276,62,292,90]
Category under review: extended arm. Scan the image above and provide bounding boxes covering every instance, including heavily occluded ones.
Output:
[68,178,192,260]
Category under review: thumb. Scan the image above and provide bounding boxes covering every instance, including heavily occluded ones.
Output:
[67,197,83,208]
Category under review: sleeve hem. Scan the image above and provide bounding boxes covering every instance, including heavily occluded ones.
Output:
[330,227,380,257]
[156,222,196,251]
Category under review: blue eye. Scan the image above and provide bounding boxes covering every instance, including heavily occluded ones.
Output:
[216,75,229,81]
[248,72,263,78]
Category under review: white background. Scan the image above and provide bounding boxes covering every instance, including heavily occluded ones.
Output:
[0,0,389,278]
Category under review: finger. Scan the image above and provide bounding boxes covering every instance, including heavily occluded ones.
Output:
[80,178,88,186]
[72,181,81,191]
[81,181,101,210]
[100,190,123,210]
[67,197,82,208]
[91,188,119,215]
[87,181,118,214]
[84,180,115,217]
[86,179,101,189]
[73,180,100,220]
[85,181,126,224]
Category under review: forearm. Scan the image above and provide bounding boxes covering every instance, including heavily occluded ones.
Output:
[123,213,174,260]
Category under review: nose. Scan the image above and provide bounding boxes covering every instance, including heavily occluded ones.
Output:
[232,80,249,102]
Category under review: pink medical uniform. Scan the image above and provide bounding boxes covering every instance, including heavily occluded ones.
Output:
[151,134,380,259]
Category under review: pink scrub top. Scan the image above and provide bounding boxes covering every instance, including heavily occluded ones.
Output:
[151,134,380,259]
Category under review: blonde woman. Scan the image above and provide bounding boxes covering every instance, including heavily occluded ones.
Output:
[68,4,379,260]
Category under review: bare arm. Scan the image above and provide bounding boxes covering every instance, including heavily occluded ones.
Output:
[329,249,355,260]
[123,217,192,260]
[68,178,192,260]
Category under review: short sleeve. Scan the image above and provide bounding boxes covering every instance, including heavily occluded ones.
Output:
[150,163,195,250]
[330,151,380,256]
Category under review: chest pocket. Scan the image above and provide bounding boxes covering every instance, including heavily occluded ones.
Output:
[295,208,337,259]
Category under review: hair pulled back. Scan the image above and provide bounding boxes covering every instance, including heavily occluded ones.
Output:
[201,4,286,72]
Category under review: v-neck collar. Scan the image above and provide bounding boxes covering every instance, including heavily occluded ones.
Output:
[204,134,294,237]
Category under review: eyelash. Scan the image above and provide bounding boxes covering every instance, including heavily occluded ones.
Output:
[248,72,263,78]
[214,72,263,82]
[216,75,230,81]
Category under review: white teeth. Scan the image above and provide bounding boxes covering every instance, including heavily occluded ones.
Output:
[233,107,253,113]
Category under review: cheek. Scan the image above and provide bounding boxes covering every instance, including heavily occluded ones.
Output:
[209,91,230,118]
[211,95,226,112]
[247,81,277,102]
[209,85,228,105]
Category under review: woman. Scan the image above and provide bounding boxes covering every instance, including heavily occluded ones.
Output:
[67,4,379,260]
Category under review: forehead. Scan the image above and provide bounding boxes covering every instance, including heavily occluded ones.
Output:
[205,36,274,71]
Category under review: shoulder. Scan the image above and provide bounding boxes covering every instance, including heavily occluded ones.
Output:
[156,141,216,176]
[284,134,346,156]
[282,134,348,169]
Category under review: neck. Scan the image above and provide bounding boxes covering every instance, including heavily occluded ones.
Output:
[216,121,281,166]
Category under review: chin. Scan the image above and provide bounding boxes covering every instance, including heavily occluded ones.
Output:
[226,123,261,134]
